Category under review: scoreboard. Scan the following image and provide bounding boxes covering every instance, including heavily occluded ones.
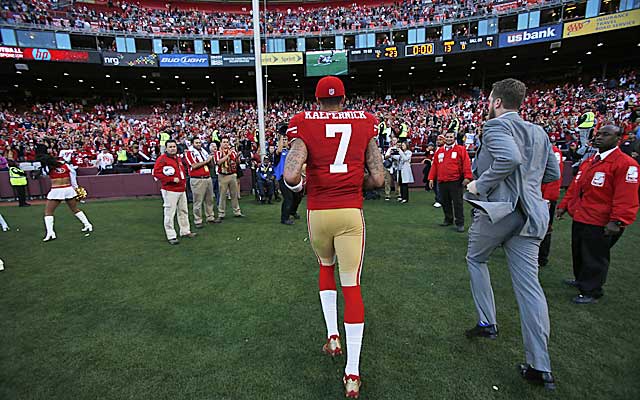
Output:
[349,45,403,62]
[442,36,496,54]
[405,42,436,57]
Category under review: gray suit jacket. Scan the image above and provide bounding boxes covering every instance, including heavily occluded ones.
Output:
[464,112,561,239]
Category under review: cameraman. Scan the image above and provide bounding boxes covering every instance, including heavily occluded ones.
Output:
[384,136,401,201]
[256,156,276,204]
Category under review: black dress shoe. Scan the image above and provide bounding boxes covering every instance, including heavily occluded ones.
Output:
[439,222,453,227]
[563,279,579,288]
[572,294,598,304]
[465,324,498,340]
[455,225,465,233]
[281,220,294,225]
[518,364,556,390]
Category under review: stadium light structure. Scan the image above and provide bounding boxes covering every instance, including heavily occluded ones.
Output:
[252,0,266,158]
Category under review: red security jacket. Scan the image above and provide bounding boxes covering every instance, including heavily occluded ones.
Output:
[153,153,187,192]
[428,144,473,183]
[541,145,563,201]
[559,148,639,227]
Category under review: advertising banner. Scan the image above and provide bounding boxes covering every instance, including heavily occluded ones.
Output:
[0,46,24,59]
[563,9,640,38]
[22,48,90,62]
[210,54,255,67]
[498,23,563,48]
[262,52,303,66]
[158,54,209,67]
[102,52,158,67]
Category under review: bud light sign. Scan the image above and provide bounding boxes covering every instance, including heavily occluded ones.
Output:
[158,54,209,67]
[498,24,563,48]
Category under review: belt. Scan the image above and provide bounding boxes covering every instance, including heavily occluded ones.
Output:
[190,176,210,179]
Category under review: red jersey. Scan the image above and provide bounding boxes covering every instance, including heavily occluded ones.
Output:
[541,145,563,201]
[559,148,639,227]
[287,110,378,210]
[428,144,473,183]
[48,164,73,188]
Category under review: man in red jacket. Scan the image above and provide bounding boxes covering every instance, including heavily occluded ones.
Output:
[557,125,639,304]
[152,140,197,245]
[428,131,473,232]
[538,144,563,267]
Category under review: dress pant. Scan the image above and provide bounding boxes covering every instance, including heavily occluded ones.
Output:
[398,175,409,201]
[538,200,557,266]
[211,174,219,204]
[161,189,191,240]
[439,180,464,226]
[190,177,216,224]
[218,173,241,217]
[571,221,623,298]
[467,209,551,372]
[13,185,28,206]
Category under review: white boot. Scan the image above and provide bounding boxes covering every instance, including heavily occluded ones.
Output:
[0,214,9,232]
[75,211,93,232]
[43,216,56,242]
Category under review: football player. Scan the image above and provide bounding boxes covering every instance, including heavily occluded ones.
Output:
[283,76,385,398]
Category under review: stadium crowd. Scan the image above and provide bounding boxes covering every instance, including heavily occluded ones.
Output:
[0,70,638,170]
[2,0,551,36]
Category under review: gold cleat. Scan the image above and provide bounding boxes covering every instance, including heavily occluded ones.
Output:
[322,335,343,357]
[343,374,361,398]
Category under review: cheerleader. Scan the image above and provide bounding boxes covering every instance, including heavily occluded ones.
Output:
[40,155,93,242]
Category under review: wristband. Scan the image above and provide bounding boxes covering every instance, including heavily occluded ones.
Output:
[284,177,303,193]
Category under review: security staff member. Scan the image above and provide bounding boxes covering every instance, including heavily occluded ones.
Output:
[116,147,128,164]
[538,144,563,267]
[576,106,595,156]
[398,121,409,143]
[8,161,30,207]
[557,125,639,304]
[159,130,171,154]
[211,128,221,147]
[256,156,275,204]
[428,131,473,232]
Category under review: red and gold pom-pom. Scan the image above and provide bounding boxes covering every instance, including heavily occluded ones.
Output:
[75,186,88,200]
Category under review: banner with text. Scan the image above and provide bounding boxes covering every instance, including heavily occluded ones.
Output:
[563,9,640,38]
[103,52,158,67]
[158,54,209,67]
[498,24,563,48]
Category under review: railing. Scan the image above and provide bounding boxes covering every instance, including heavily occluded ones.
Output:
[0,0,568,41]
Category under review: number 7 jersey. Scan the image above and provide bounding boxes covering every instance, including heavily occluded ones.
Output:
[287,110,378,210]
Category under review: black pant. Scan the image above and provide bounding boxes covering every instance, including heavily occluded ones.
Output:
[279,178,302,222]
[439,180,464,226]
[14,185,28,206]
[571,221,623,298]
[538,200,557,266]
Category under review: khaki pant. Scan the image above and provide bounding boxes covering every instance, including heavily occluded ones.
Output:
[161,189,191,240]
[218,174,241,217]
[307,208,365,287]
[384,169,399,198]
[190,178,216,224]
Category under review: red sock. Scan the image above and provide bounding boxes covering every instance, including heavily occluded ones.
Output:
[319,264,336,291]
[342,285,364,324]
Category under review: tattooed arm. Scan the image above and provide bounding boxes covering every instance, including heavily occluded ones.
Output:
[363,138,385,191]
[283,138,308,191]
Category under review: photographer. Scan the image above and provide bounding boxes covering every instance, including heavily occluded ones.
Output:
[391,141,414,203]
[384,136,401,201]
[256,156,276,204]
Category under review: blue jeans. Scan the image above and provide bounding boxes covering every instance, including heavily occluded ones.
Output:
[211,175,219,205]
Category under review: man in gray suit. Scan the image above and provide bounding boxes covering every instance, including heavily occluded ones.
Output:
[463,79,560,390]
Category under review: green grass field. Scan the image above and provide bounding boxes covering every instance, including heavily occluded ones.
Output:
[0,191,639,400]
